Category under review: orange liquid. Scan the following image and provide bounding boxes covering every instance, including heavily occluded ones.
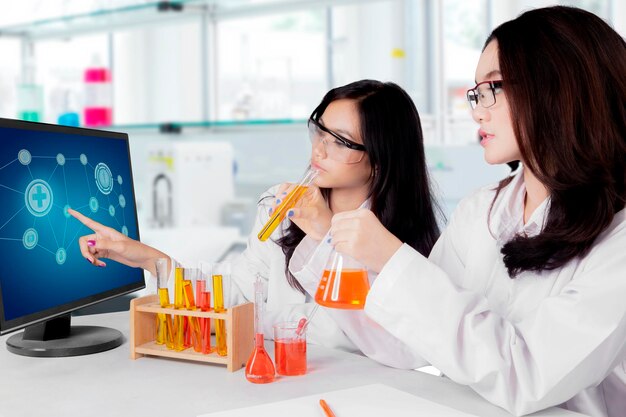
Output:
[173,268,185,351]
[257,185,309,241]
[315,269,369,310]
[246,334,276,384]
[197,286,213,354]
[213,274,227,356]
[156,288,174,349]
[182,280,202,352]
[275,338,307,376]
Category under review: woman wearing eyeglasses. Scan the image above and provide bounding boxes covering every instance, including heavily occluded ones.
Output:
[69,79,442,355]
[296,6,625,416]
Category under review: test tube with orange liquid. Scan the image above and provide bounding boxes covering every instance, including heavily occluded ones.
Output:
[173,266,186,351]
[257,168,318,241]
[155,258,174,349]
[182,269,203,353]
[212,263,230,357]
[315,250,370,310]
[197,263,212,354]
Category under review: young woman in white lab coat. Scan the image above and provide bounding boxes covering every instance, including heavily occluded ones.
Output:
[68,80,442,354]
[292,6,626,417]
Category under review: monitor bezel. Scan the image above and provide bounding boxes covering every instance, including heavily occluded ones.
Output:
[0,117,144,335]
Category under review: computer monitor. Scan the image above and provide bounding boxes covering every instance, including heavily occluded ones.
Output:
[0,118,144,357]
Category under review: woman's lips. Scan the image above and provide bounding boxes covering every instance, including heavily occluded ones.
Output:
[478,129,494,146]
[311,161,325,172]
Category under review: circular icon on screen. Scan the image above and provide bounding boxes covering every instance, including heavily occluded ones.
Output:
[22,228,38,250]
[89,197,99,213]
[108,205,116,217]
[63,205,71,218]
[56,153,66,166]
[117,175,123,185]
[18,149,32,165]
[121,226,128,236]
[80,154,88,165]
[56,248,67,265]
[25,179,54,217]
[94,163,113,195]
[118,194,126,208]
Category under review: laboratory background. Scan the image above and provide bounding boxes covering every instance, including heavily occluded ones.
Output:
[1,0,624,269]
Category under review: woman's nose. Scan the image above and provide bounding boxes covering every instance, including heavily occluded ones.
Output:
[471,105,490,123]
[312,138,327,159]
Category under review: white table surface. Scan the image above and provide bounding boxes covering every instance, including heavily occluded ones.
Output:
[0,311,585,417]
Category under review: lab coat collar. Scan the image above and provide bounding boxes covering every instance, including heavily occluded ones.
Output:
[490,165,551,245]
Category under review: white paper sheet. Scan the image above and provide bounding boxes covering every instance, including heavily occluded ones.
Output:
[198,384,478,417]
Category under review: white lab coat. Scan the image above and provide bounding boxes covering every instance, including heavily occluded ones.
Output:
[151,185,357,352]
[294,167,626,417]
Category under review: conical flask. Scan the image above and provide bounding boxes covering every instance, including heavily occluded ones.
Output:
[315,249,370,310]
[245,277,275,384]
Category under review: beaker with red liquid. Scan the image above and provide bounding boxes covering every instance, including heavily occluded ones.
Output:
[273,322,307,376]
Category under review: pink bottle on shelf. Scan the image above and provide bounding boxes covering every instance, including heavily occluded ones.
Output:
[83,66,112,127]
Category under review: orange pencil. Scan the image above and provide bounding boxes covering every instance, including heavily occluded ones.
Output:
[319,399,337,417]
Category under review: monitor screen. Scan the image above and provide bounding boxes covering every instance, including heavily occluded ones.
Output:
[0,118,144,342]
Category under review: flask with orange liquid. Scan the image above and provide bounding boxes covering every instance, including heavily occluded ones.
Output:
[257,167,318,241]
[245,276,275,383]
[315,249,370,310]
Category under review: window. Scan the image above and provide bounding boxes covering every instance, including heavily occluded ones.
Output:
[216,11,327,120]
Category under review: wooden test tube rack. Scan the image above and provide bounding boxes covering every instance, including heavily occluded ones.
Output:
[129,295,254,372]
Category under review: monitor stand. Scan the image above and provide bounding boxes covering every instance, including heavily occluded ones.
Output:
[6,314,124,357]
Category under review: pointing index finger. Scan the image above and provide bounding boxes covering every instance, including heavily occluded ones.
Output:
[68,208,102,232]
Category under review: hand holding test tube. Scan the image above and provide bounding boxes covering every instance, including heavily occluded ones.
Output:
[257,168,318,241]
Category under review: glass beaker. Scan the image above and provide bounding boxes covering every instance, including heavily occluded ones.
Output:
[273,321,307,376]
[315,250,370,310]
[257,167,318,241]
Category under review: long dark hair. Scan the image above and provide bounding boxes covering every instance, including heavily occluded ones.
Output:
[277,80,442,293]
[486,6,626,277]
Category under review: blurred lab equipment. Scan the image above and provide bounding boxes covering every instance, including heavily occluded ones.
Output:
[83,60,112,127]
[146,141,235,229]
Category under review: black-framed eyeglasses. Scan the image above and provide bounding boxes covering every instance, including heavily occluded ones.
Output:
[308,118,366,151]
[466,80,504,110]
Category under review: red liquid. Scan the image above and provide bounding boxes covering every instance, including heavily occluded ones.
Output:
[275,338,307,376]
[246,334,275,384]
[315,269,369,310]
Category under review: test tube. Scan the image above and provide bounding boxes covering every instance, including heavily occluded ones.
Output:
[173,264,186,351]
[212,262,230,357]
[257,168,318,242]
[155,258,174,349]
[182,268,203,353]
[198,262,212,354]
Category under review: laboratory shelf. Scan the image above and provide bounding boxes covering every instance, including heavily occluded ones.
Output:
[0,0,378,40]
[90,118,308,133]
[0,1,206,40]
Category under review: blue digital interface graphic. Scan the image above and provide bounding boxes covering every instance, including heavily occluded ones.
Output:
[0,125,141,322]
